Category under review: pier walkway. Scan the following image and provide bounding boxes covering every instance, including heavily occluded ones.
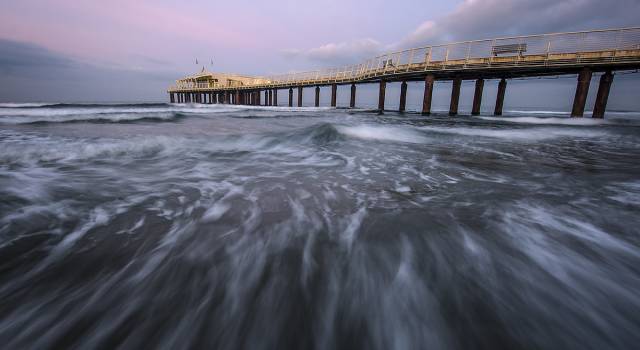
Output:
[168,27,640,118]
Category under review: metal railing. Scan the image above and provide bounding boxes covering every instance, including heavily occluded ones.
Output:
[169,27,640,91]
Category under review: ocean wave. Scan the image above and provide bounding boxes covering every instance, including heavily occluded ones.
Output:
[421,125,608,140]
[479,116,611,126]
[0,112,188,125]
[0,102,172,109]
[336,124,429,143]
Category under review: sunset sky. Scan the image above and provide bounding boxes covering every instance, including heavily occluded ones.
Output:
[1,0,639,103]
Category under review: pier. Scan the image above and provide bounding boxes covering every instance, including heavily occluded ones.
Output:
[168,28,640,118]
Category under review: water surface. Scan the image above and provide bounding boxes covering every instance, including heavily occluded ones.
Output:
[1,102,640,349]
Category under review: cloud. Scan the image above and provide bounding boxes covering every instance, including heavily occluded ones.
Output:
[0,39,179,102]
[282,0,640,66]
[283,38,383,66]
[0,39,74,77]
[396,0,640,49]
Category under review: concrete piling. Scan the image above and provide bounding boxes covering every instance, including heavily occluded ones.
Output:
[378,80,387,112]
[472,79,484,115]
[331,84,337,107]
[593,71,613,118]
[350,83,356,108]
[449,77,462,116]
[422,74,434,115]
[494,78,507,116]
[288,88,293,107]
[571,68,592,117]
[399,81,408,112]
[315,86,320,107]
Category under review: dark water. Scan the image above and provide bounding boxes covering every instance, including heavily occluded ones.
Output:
[1,102,640,349]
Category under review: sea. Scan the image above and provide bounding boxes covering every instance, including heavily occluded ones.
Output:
[1,102,639,349]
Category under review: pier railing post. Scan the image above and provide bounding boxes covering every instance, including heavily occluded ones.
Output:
[494,78,507,116]
[472,78,484,115]
[315,86,320,107]
[298,86,303,107]
[350,83,356,108]
[449,77,462,116]
[422,74,435,115]
[378,80,387,113]
[331,84,337,107]
[288,87,293,107]
[571,67,593,117]
[399,81,408,112]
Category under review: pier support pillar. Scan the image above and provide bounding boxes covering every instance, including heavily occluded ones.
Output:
[268,89,273,106]
[449,78,462,116]
[256,90,261,105]
[350,83,356,108]
[399,81,408,112]
[593,71,613,118]
[472,79,484,115]
[571,68,593,117]
[273,89,278,106]
[236,91,241,105]
[169,93,175,103]
[315,86,320,107]
[422,75,435,115]
[331,84,337,107]
[288,88,293,107]
[298,86,303,107]
[378,80,387,113]
[494,78,507,116]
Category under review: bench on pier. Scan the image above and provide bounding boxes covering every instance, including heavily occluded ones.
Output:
[492,43,527,56]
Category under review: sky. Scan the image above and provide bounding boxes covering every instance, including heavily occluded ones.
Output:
[0,0,639,106]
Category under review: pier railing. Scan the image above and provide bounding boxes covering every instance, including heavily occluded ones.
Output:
[170,27,640,91]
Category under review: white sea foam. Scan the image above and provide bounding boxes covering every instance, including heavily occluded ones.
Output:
[479,116,610,126]
[336,124,428,143]
[421,125,607,140]
[0,102,56,108]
